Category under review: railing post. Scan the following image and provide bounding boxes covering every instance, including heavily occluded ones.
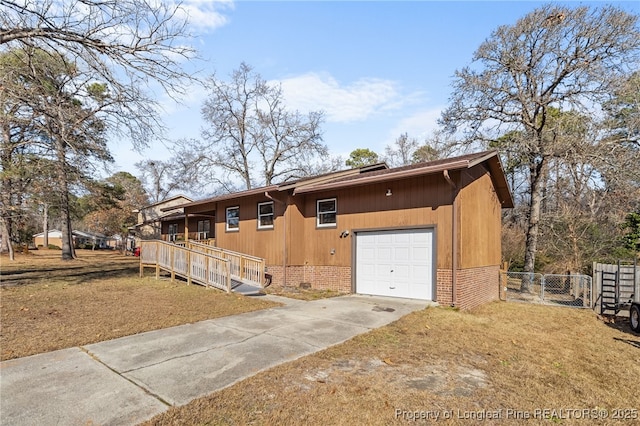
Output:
[139,243,144,278]
[187,249,191,285]
[260,259,265,287]
[225,260,231,293]
[170,245,175,282]
[155,242,160,280]
[205,256,210,289]
[540,275,545,301]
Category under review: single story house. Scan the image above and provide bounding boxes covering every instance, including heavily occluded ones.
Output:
[33,229,109,249]
[165,150,513,310]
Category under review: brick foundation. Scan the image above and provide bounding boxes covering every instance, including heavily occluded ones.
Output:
[455,265,500,310]
[266,264,499,310]
[436,269,453,306]
[431,267,500,310]
[266,265,352,292]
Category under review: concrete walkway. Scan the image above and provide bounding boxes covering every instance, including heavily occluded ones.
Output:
[0,295,429,426]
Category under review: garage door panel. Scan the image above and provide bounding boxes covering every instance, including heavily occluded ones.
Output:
[412,232,430,244]
[356,228,434,301]
[394,247,410,260]
[378,247,392,259]
[377,234,393,244]
[412,264,430,277]
[359,247,376,261]
[393,264,410,279]
[394,233,411,244]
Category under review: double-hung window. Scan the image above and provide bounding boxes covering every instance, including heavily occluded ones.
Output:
[197,220,210,240]
[226,206,239,232]
[317,198,337,228]
[257,201,274,229]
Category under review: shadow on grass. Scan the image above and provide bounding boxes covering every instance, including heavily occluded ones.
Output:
[613,337,640,349]
[1,260,140,288]
[603,316,640,342]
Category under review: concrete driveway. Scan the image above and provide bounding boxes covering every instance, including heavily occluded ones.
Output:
[0,294,429,425]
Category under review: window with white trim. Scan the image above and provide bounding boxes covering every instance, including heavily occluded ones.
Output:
[317,198,337,227]
[226,206,239,232]
[197,220,210,240]
[257,201,274,229]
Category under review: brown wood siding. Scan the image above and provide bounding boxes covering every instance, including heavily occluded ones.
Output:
[458,165,502,268]
[286,194,307,266]
[213,194,286,265]
[294,174,454,269]
[183,163,504,274]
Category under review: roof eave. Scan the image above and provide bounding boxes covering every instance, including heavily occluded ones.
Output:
[181,185,280,210]
[293,160,470,195]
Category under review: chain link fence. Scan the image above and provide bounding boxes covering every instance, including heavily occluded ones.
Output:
[502,271,592,308]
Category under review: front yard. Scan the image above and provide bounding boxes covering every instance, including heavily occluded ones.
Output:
[145,302,640,425]
[2,250,639,425]
[0,250,277,360]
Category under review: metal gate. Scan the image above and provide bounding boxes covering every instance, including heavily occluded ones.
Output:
[502,271,592,308]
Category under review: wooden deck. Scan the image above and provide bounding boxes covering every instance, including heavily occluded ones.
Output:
[139,240,266,292]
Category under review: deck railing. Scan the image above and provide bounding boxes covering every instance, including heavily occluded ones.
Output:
[140,240,231,292]
[178,240,265,288]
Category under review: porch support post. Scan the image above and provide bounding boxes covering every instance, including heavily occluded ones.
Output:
[184,211,189,242]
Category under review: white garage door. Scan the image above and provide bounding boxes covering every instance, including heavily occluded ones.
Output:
[356,228,434,300]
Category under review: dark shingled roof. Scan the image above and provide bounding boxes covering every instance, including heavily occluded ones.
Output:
[177,150,514,210]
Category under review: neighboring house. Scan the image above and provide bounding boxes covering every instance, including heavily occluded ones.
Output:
[33,229,108,249]
[130,195,193,242]
[168,151,514,310]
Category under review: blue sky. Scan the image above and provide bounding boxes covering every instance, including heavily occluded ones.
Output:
[109,1,639,182]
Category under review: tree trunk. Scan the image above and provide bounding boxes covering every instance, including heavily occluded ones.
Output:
[43,203,49,248]
[55,140,75,260]
[0,130,15,260]
[521,156,546,292]
[0,216,14,260]
[60,186,75,260]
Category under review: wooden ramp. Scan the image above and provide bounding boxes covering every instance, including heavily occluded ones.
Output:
[139,240,266,293]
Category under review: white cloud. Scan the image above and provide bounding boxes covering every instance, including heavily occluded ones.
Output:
[278,72,403,123]
[387,107,444,142]
[177,0,234,31]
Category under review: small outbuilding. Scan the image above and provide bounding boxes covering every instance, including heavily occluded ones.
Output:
[168,150,513,310]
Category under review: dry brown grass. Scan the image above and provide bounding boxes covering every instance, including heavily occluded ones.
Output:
[266,286,348,301]
[145,302,640,426]
[0,250,278,361]
[3,250,640,425]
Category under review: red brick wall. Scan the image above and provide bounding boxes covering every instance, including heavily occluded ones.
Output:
[455,265,500,310]
[436,269,453,306]
[434,266,500,310]
[266,265,351,292]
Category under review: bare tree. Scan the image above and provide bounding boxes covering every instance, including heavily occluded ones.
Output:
[174,63,327,191]
[384,133,418,167]
[384,131,457,167]
[440,4,640,290]
[0,0,195,109]
[1,0,196,259]
[135,159,189,203]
